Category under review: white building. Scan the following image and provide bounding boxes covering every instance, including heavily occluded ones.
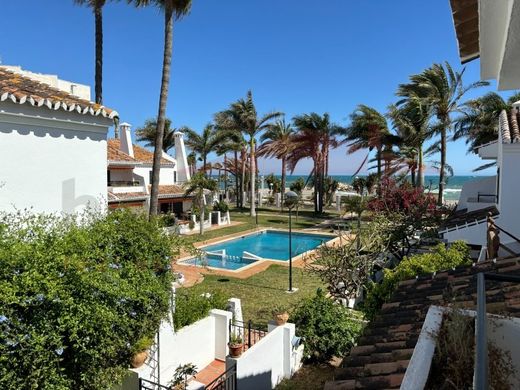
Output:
[107,123,193,216]
[0,66,117,214]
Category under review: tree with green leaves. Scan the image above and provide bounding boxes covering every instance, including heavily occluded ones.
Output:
[184,124,228,177]
[289,113,340,214]
[397,62,488,204]
[74,0,106,104]
[136,117,185,153]
[130,0,192,216]
[216,91,282,217]
[258,119,295,210]
[0,209,182,389]
[183,172,218,235]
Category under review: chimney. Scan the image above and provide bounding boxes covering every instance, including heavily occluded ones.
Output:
[174,131,191,183]
[119,122,134,157]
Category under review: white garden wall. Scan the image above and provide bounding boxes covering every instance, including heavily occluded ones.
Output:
[227,322,303,390]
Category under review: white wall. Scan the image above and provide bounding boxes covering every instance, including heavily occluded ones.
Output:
[0,101,112,214]
[457,176,497,211]
[228,323,303,390]
[133,166,177,188]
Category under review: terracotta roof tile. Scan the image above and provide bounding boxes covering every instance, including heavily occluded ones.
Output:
[108,139,172,165]
[326,256,520,389]
[107,139,138,163]
[499,109,520,144]
[107,191,147,203]
[0,67,118,119]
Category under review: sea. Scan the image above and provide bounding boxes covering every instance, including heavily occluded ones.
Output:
[266,175,491,203]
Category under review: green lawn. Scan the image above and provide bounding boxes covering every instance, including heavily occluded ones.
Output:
[182,264,325,327]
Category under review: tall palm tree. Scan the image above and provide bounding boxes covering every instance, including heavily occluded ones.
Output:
[217,91,282,217]
[397,62,488,204]
[131,0,192,216]
[184,124,227,177]
[74,0,106,104]
[454,92,520,152]
[344,105,390,187]
[183,172,217,235]
[135,118,182,153]
[289,113,340,213]
[388,101,432,187]
[258,119,295,210]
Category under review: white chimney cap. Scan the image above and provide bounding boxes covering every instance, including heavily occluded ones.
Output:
[120,122,132,128]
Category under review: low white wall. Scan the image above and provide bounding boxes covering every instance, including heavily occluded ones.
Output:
[228,322,303,390]
[457,176,496,211]
[134,309,231,387]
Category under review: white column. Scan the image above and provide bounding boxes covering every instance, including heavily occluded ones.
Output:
[119,122,134,157]
[174,131,191,184]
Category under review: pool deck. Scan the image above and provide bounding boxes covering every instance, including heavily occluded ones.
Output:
[173,228,352,285]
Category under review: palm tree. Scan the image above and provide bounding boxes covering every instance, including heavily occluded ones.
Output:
[131,0,192,216]
[183,172,217,235]
[454,92,520,152]
[397,62,488,204]
[184,124,228,177]
[217,91,282,217]
[74,0,106,104]
[289,113,340,213]
[344,105,390,187]
[258,119,295,210]
[388,101,433,187]
[135,118,181,153]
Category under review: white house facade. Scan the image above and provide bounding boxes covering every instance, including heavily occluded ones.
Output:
[0,66,117,214]
[107,123,193,216]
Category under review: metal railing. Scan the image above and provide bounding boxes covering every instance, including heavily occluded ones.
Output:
[205,364,237,390]
[107,180,141,187]
[229,319,267,352]
[139,378,170,390]
[476,192,497,203]
[475,272,520,390]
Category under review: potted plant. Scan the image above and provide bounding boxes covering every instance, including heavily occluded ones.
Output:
[272,305,289,325]
[228,332,243,358]
[168,363,198,390]
[130,336,153,368]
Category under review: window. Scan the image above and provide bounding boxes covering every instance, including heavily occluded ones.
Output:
[149,171,153,185]
[174,171,177,183]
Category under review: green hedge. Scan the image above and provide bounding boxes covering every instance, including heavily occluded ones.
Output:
[291,289,363,362]
[362,241,471,320]
[0,209,182,390]
[173,289,228,330]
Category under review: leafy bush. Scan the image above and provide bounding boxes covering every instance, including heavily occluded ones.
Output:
[173,289,228,330]
[0,209,183,390]
[213,200,229,213]
[362,241,471,320]
[289,177,305,194]
[291,289,363,362]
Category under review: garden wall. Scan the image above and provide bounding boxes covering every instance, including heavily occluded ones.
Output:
[227,322,304,390]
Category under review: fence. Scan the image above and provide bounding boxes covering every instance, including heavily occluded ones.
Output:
[229,320,267,352]
[205,364,237,390]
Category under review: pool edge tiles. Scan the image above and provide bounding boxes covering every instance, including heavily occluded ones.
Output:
[178,229,337,272]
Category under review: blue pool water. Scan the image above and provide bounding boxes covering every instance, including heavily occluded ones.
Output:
[182,230,334,271]
[204,230,333,261]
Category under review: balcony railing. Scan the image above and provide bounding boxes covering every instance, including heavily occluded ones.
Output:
[107,180,141,187]
[476,192,497,203]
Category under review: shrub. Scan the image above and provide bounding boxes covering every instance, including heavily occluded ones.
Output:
[362,241,471,320]
[213,200,229,213]
[291,289,363,362]
[173,289,228,330]
[0,209,183,390]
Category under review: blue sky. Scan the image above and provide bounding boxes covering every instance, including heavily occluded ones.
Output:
[1,0,515,176]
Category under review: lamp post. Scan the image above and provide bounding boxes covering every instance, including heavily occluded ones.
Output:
[285,191,299,292]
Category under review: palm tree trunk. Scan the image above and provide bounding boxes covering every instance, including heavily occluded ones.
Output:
[411,166,416,187]
[376,145,382,195]
[234,150,239,208]
[438,127,447,205]
[149,7,174,217]
[203,155,207,178]
[417,146,424,188]
[281,155,286,212]
[199,196,204,235]
[250,138,256,217]
[94,4,103,104]
[241,148,246,208]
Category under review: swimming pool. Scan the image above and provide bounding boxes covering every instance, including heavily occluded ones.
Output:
[181,230,334,271]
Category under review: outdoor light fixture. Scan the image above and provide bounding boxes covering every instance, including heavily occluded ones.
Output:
[285,191,299,292]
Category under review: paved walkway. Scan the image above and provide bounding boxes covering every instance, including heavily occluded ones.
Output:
[194,359,225,386]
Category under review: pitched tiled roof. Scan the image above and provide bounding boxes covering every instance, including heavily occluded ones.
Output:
[327,256,520,389]
[107,191,147,203]
[0,67,118,119]
[108,139,173,165]
[152,185,191,199]
[499,109,520,144]
[107,139,139,164]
